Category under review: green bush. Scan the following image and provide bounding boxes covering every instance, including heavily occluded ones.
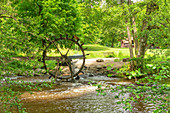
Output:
[118,51,123,57]
[114,58,120,62]
[165,49,170,57]
[106,52,116,58]
[99,58,170,112]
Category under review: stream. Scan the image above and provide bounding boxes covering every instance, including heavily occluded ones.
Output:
[3,76,162,113]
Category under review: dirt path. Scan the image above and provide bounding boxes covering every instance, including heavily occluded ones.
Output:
[75,58,128,76]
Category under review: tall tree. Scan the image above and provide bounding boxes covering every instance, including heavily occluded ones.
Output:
[78,0,103,44]
[101,0,126,47]
[0,0,81,57]
[120,0,169,70]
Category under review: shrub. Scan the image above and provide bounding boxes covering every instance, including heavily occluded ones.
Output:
[118,51,123,58]
[106,52,116,58]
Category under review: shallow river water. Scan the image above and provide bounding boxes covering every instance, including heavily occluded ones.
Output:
[7,76,161,113]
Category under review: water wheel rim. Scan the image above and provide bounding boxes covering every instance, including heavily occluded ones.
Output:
[44,36,86,79]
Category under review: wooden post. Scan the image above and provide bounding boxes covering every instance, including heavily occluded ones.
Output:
[55,60,60,79]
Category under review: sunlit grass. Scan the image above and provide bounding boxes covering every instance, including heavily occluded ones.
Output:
[46,48,83,57]
[10,44,169,60]
[83,44,130,59]
[83,44,169,59]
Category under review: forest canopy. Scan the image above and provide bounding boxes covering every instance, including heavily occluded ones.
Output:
[0,0,169,112]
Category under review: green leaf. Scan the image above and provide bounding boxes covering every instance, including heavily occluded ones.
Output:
[152,66,156,69]
[136,95,140,99]
[117,101,121,104]
[128,76,132,79]
[107,74,112,77]
[155,76,162,80]
[98,85,102,88]
[107,66,112,70]
[115,95,119,98]
[88,82,91,84]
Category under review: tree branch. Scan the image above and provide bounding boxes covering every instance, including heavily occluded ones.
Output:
[0,14,16,20]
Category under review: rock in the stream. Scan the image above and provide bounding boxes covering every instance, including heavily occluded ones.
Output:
[79,74,89,79]
[72,83,83,86]
[96,65,103,69]
[89,74,94,77]
[96,59,104,62]
[122,58,130,62]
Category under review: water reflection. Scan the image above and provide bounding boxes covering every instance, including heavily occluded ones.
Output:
[21,90,156,113]
[22,91,125,113]
[2,76,159,113]
[20,85,97,100]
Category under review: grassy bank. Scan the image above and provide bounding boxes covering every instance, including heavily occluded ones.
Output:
[7,44,169,60]
[84,44,130,59]
[84,44,169,59]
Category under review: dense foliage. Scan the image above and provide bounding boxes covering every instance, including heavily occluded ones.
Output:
[0,0,169,112]
[97,58,169,112]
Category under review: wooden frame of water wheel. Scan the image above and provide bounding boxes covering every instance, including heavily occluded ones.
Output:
[42,35,86,81]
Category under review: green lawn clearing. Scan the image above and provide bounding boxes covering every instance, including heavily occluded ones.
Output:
[10,44,169,60]
[83,44,130,59]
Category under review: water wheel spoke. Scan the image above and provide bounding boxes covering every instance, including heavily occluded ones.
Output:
[66,61,74,80]
[65,41,74,56]
[55,61,60,78]
[65,61,72,73]
[49,72,55,79]
[53,42,63,56]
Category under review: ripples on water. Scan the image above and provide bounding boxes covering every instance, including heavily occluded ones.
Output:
[2,76,159,113]
[21,85,156,113]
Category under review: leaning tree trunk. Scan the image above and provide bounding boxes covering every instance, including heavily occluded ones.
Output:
[132,17,141,70]
[132,17,139,57]
[127,24,134,58]
[127,23,135,71]
[137,2,159,71]
[127,0,134,71]
[137,2,158,58]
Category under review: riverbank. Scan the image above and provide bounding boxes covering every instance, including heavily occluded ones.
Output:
[76,58,128,77]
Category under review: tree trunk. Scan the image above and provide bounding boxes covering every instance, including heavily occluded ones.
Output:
[137,2,156,58]
[111,38,114,47]
[127,22,134,71]
[120,0,124,5]
[132,17,139,57]
[127,0,133,59]
[127,24,134,58]
[138,37,147,58]
[126,0,134,71]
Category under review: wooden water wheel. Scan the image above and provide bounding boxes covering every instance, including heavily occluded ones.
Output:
[42,35,86,81]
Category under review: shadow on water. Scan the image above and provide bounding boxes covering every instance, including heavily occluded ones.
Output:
[21,91,156,113]
[3,76,160,113]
